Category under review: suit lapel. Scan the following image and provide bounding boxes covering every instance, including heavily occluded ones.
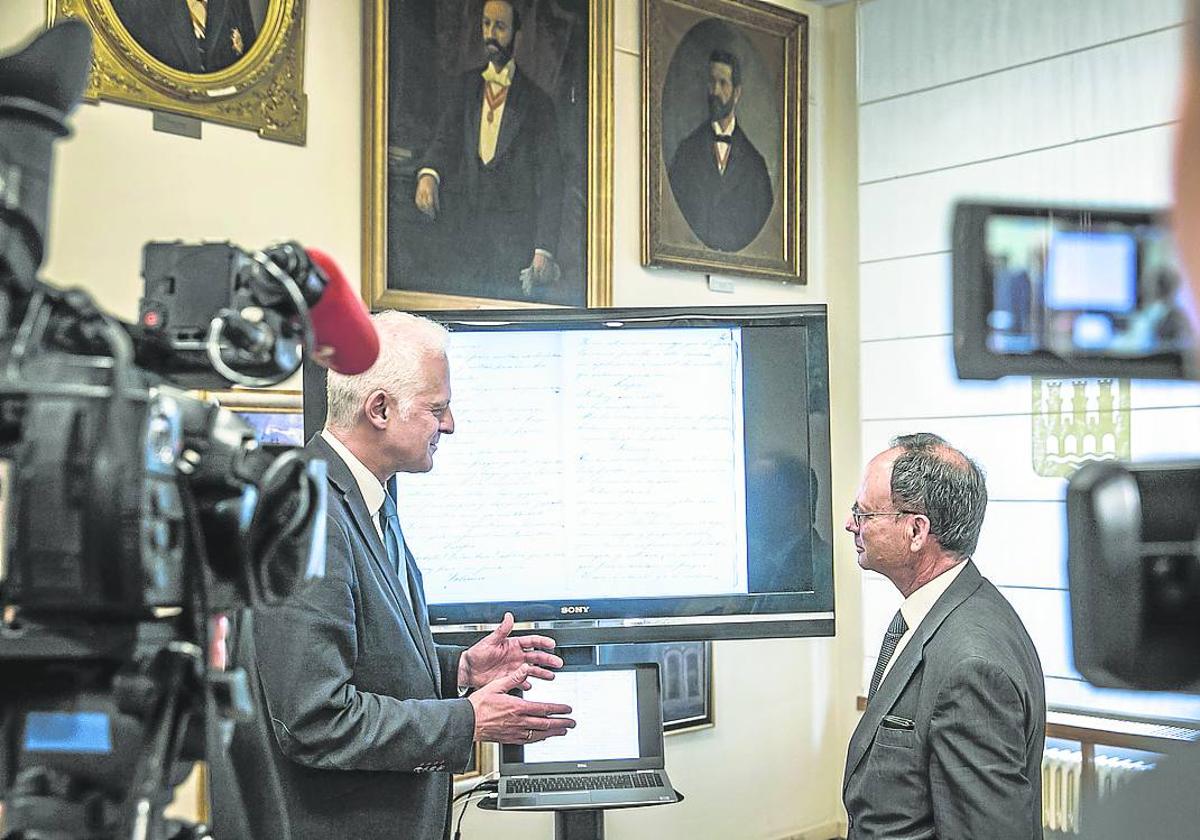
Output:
[843,561,986,788]
[492,68,527,164]
[308,437,438,686]
[465,71,484,172]
[309,437,394,586]
[723,127,747,179]
[387,476,438,686]
[404,545,440,691]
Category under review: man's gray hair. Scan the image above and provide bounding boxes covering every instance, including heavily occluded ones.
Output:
[888,432,988,558]
[325,310,449,431]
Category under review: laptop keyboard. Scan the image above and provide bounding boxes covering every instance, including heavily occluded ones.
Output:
[507,772,666,794]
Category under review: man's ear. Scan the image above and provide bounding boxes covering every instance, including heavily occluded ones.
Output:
[908,514,931,552]
[366,390,389,430]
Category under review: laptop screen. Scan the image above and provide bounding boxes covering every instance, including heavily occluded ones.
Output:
[500,664,665,775]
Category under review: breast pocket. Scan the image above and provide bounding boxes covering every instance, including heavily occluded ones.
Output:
[873,710,916,753]
[875,719,918,750]
[864,715,925,821]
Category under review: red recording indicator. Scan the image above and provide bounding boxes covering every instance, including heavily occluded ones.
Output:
[142,309,162,328]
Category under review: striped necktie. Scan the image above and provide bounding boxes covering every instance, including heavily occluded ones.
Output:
[868,609,908,702]
[186,0,207,40]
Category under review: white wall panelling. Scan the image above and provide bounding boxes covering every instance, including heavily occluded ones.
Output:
[855,0,1199,723]
[859,253,952,341]
[857,0,1186,104]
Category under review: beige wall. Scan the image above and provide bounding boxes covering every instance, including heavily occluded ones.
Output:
[0,1,861,836]
[1,0,364,323]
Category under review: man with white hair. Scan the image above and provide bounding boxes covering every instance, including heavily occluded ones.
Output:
[248,310,575,840]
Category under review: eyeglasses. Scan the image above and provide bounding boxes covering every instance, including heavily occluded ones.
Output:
[849,507,922,528]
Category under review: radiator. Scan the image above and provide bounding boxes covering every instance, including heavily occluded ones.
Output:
[1042,747,1154,833]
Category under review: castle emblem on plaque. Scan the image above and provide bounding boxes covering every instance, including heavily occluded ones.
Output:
[1031,378,1131,478]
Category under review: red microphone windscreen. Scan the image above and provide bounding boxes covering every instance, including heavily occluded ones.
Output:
[304,249,380,375]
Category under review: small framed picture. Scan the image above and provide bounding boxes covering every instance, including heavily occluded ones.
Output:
[52,0,307,143]
[642,0,807,282]
[202,389,305,447]
[597,641,714,733]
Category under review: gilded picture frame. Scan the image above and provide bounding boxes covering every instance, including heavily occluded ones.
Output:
[363,0,613,310]
[201,388,306,446]
[642,0,807,282]
[455,742,493,784]
[49,0,307,144]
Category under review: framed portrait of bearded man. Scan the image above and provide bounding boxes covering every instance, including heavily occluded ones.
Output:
[364,0,613,309]
[642,0,807,282]
[51,0,307,143]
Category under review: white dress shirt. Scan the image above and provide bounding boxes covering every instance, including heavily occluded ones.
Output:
[879,560,969,684]
[478,59,514,165]
[712,114,737,173]
[320,429,411,602]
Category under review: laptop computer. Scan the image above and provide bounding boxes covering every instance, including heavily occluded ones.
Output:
[496,663,680,811]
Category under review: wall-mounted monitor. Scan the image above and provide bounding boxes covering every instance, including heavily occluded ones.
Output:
[303,306,833,645]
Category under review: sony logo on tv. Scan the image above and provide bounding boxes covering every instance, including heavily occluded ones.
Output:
[560,605,590,615]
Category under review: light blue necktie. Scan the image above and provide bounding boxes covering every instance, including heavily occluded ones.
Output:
[379,490,413,606]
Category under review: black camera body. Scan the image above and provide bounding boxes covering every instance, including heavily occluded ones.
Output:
[0,22,327,840]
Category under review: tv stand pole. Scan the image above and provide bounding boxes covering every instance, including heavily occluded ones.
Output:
[554,808,605,840]
[533,646,680,838]
[548,647,604,839]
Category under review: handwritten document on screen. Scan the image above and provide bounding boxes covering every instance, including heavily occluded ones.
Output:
[521,669,640,763]
[395,327,748,604]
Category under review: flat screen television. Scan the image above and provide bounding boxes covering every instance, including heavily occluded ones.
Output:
[303,306,834,645]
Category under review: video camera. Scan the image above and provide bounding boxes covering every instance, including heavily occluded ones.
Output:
[953,200,1200,692]
[0,21,373,839]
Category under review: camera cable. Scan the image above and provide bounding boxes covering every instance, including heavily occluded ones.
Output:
[452,777,499,840]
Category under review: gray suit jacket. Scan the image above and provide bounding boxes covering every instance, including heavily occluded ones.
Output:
[248,434,475,840]
[843,561,1046,839]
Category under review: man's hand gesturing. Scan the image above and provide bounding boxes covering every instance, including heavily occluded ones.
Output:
[459,611,562,689]
[468,665,576,744]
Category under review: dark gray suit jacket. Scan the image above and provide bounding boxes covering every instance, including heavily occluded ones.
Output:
[843,561,1046,839]
[248,434,475,840]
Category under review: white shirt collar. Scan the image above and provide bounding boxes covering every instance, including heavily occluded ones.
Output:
[712,114,737,140]
[899,559,969,633]
[481,59,516,85]
[321,429,387,519]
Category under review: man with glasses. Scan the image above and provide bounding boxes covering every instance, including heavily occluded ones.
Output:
[842,433,1045,839]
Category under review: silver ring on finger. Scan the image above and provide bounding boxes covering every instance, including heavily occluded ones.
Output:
[526,728,534,741]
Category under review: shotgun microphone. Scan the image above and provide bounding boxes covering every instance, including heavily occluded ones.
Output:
[304,247,380,375]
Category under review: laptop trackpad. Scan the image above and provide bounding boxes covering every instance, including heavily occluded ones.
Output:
[532,792,595,808]
[503,796,539,808]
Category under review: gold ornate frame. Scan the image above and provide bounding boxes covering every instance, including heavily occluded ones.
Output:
[362,0,613,310]
[201,387,303,413]
[49,0,307,144]
[642,0,807,282]
[201,388,305,445]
